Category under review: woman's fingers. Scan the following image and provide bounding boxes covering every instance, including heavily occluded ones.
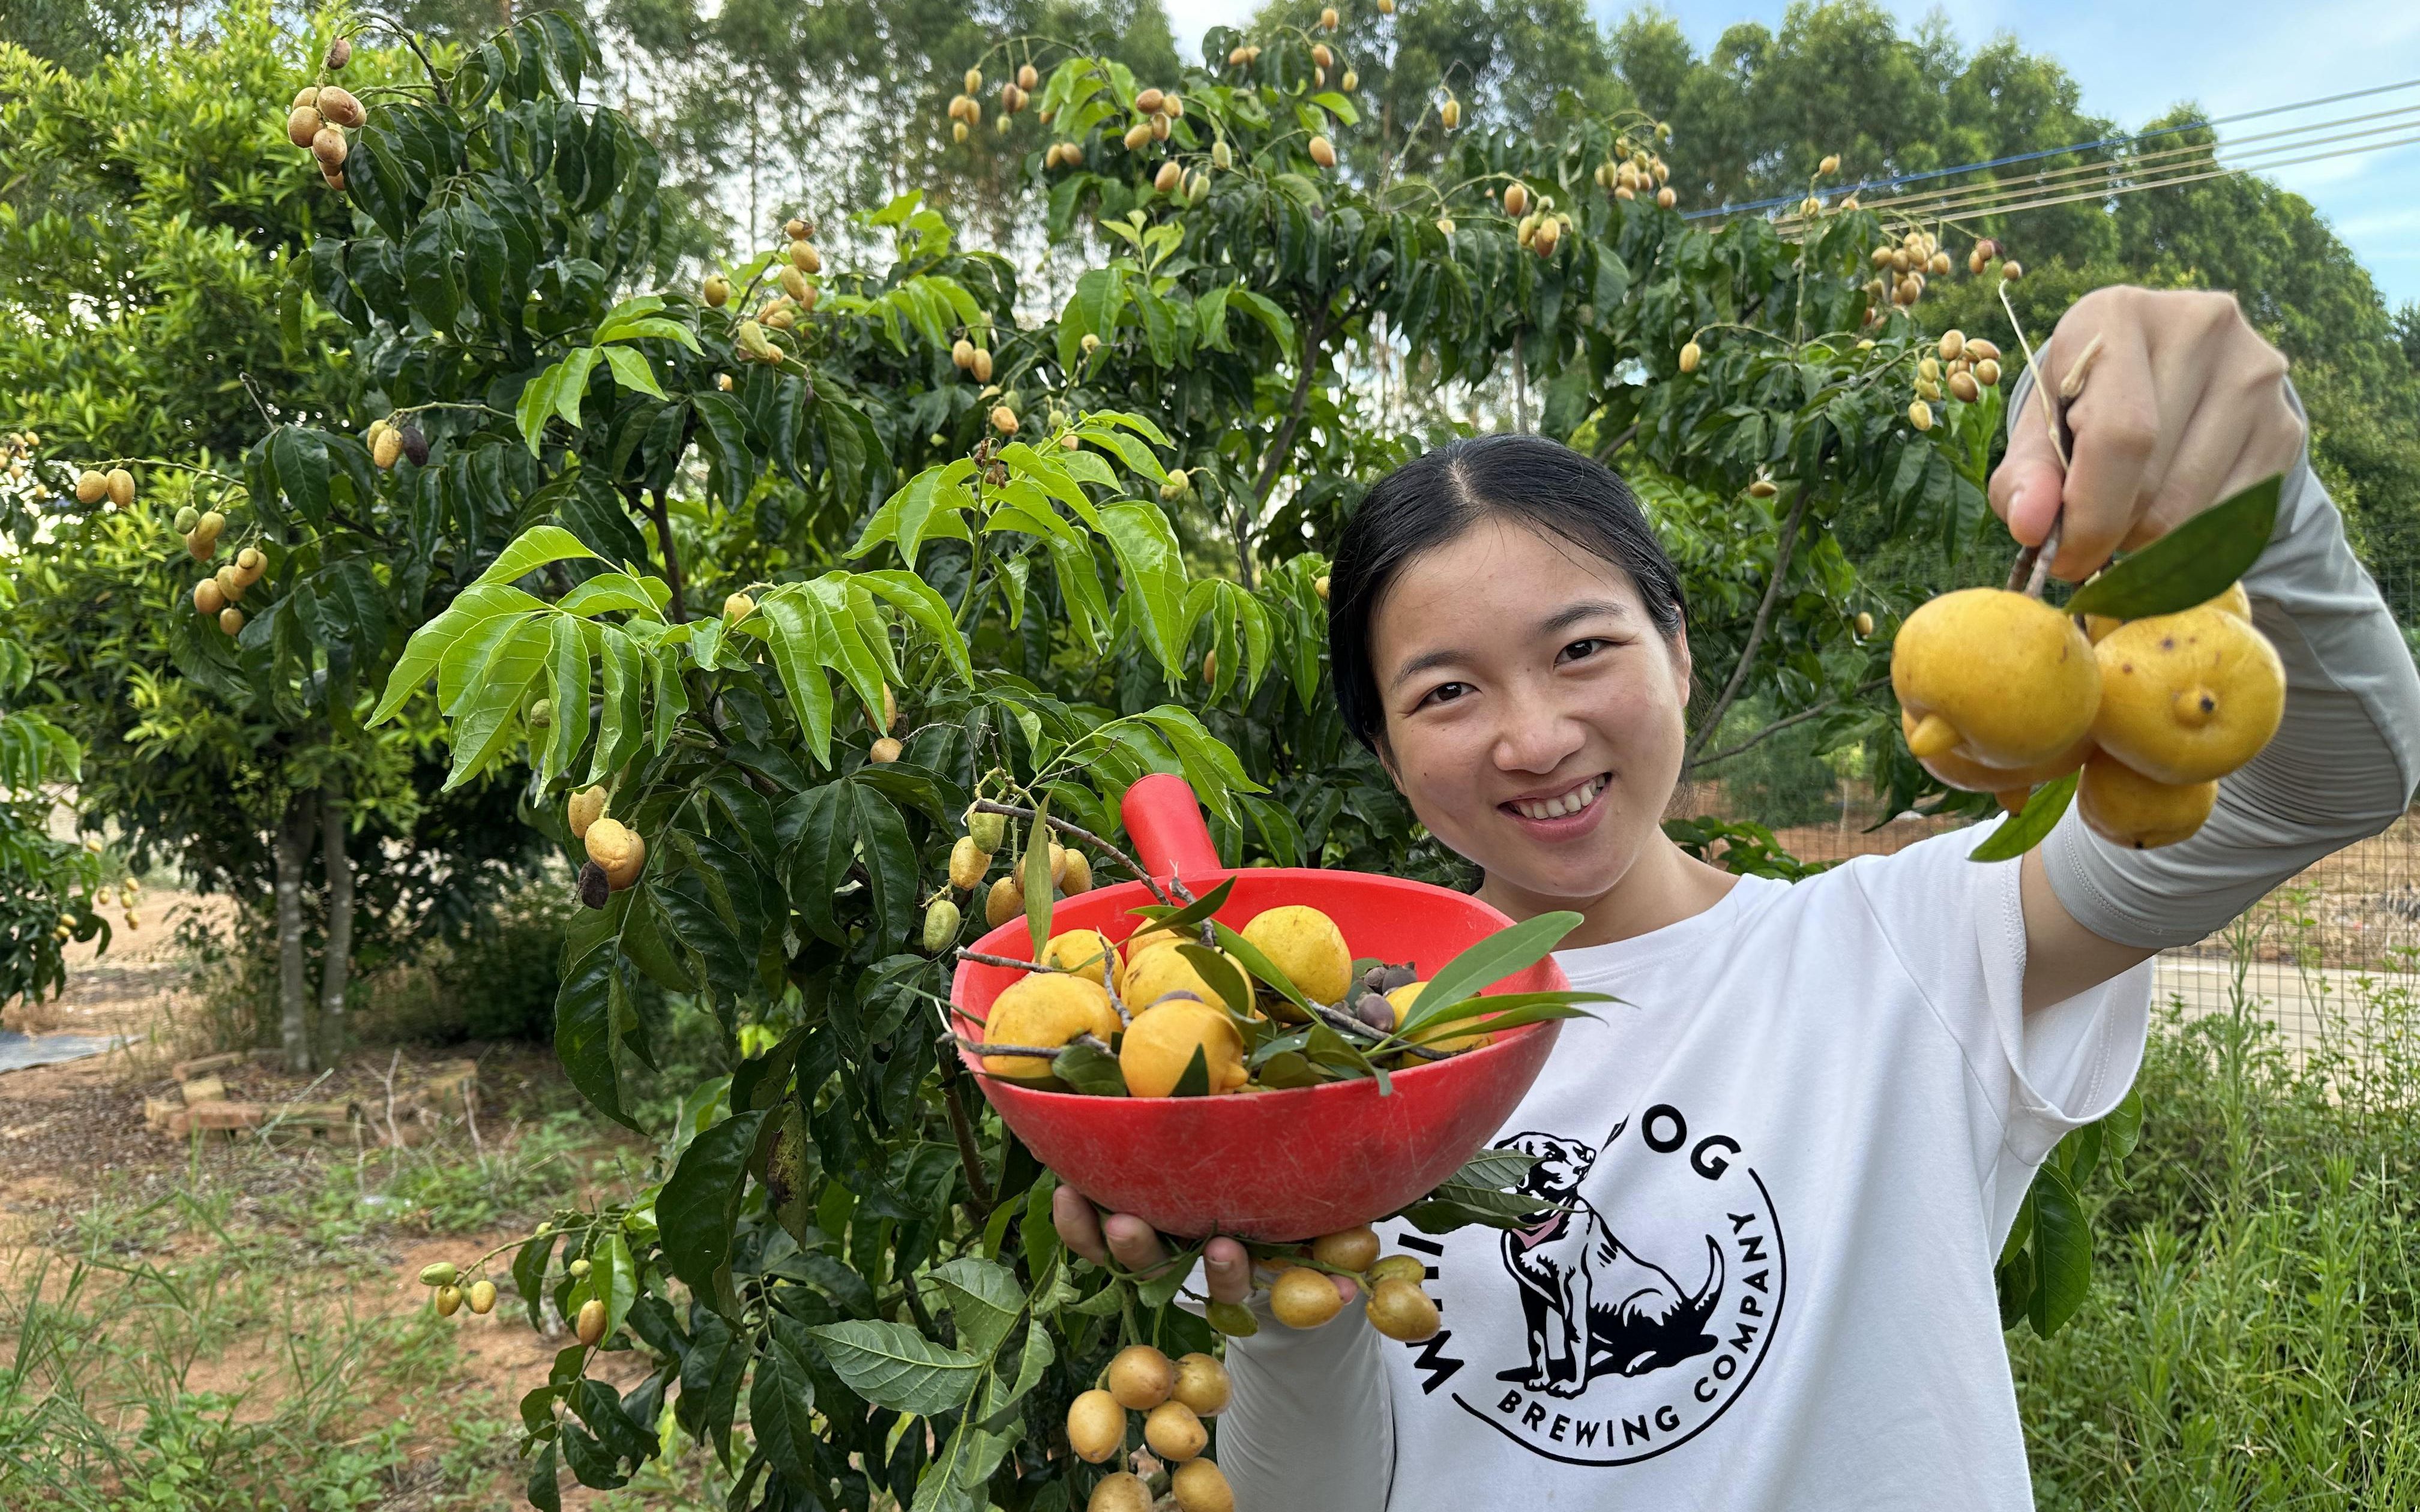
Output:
[1052,1185,1111,1265]
[1100,1211,1172,1274]
[1203,1237,1253,1305]
[2046,313,2160,581]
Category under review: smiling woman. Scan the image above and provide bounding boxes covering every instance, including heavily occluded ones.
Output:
[1055,288,2420,1511]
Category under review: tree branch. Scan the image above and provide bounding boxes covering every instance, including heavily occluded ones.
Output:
[1593,421,1642,464]
[1253,301,1331,508]
[1681,485,1814,770]
[642,487,688,622]
[936,1054,994,1220]
[969,800,1179,906]
[1685,675,1889,773]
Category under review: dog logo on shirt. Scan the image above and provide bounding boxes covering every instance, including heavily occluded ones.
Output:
[1390,1102,1787,1468]
[1496,1126,1725,1393]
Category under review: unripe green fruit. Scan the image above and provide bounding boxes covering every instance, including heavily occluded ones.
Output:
[174,506,200,533]
[568,1257,591,1279]
[969,811,1007,852]
[421,1261,458,1287]
[433,1285,462,1316]
[923,898,962,953]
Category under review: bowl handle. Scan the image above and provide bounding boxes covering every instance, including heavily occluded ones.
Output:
[1121,774,1223,892]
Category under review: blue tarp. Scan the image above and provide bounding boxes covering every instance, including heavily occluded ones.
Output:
[0,1030,134,1073]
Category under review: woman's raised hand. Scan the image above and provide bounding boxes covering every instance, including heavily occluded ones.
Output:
[1990,286,2302,583]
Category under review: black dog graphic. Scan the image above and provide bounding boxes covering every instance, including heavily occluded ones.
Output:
[1494,1126,1724,1397]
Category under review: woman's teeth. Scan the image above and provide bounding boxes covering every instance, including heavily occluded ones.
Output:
[1512,776,1603,821]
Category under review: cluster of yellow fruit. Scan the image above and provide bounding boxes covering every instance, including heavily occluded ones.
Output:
[1071,1345,1234,1511]
[567,785,646,904]
[92,878,142,932]
[945,62,1042,142]
[949,335,996,383]
[717,218,823,363]
[1904,328,2003,433]
[1594,138,1676,209]
[190,543,266,636]
[285,40,362,191]
[1,431,37,490]
[364,415,429,470]
[1893,580,2283,847]
[417,1260,501,1321]
[978,904,1485,1097]
[1502,182,1571,259]
[938,808,1098,933]
[1863,228,2018,326]
[73,464,134,509]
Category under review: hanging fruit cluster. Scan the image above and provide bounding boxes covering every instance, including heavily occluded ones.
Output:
[1070,1343,1235,1511]
[567,783,645,907]
[417,1259,501,1322]
[364,415,429,469]
[948,60,1042,142]
[284,35,363,190]
[1904,328,2003,431]
[1593,134,1676,209]
[719,216,823,365]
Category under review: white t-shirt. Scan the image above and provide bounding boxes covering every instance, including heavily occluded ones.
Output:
[1361,824,2151,1509]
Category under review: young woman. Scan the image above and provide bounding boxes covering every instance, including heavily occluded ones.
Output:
[1057,287,2420,1508]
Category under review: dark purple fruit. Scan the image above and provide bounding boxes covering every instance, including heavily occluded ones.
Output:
[577,860,609,909]
[1355,995,1395,1032]
[1382,963,1419,992]
[398,424,429,466]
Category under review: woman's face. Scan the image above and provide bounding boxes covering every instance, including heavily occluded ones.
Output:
[1368,516,1691,909]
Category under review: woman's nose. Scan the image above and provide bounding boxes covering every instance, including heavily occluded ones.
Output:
[1490,682,1584,774]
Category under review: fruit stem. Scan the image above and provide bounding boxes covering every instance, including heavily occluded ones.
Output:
[1997,280,2071,598]
[968,799,1182,906]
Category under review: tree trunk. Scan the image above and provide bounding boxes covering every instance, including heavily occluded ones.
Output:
[275,795,315,1073]
[319,782,353,1067]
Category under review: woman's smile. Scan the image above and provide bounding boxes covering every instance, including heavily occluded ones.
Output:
[1500,770,1610,832]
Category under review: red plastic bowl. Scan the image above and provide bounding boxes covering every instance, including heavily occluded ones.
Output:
[950,774,1566,1242]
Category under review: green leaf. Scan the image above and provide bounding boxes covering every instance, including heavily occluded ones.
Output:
[1211,920,1320,1020]
[517,362,565,455]
[553,346,601,430]
[475,526,602,587]
[2064,475,2281,618]
[1967,772,2078,863]
[1024,799,1054,959]
[658,1109,767,1311]
[2099,1086,2144,1162]
[526,1440,562,1512]
[807,1320,983,1415]
[2026,1162,2092,1337]
[1050,1040,1127,1095]
[543,614,590,786]
[1398,911,1586,1036]
[750,1315,819,1482]
[1129,875,1234,938]
[598,343,667,401]
[1175,944,1255,1021]
[924,1257,1025,1358]
[1169,1043,1212,1097]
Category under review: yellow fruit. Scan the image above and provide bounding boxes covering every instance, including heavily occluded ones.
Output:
[218,607,245,635]
[194,578,226,616]
[106,468,133,507]
[1019,63,1040,91]
[287,106,323,148]
[1314,574,1330,601]
[316,85,364,128]
[1678,340,1700,373]
[1145,1400,1207,1461]
[1122,944,1244,1019]
[1269,1265,1343,1328]
[312,126,348,169]
[2206,581,2252,621]
[1366,1277,1442,1341]
[434,1285,462,1316]
[1123,122,1152,150]
[2077,750,2217,850]
[1891,587,2101,770]
[1656,185,1677,209]
[986,875,1023,928]
[1067,1388,1127,1463]
[869,736,903,763]
[1121,919,1193,962]
[969,348,992,383]
[1308,134,1337,169]
[568,785,607,839]
[1061,850,1094,894]
[2002,260,2023,281]
[1440,97,1460,129]
[1908,399,1934,431]
[1107,1343,1173,1409]
[1913,724,2093,794]
[1088,1473,1152,1512]
[702,274,730,307]
[1172,1459,1235,1512]
[2091,604,2284,784]
[981,973,1120,1079]
[576,1298,607,1346]
[582,817,646,890]
[1502,182,1528,216]
[1974,358,2002,387]
[1819,153,1840,175]
[1949,371,1981,403]
[1368,1254,1427,1286]
[1155,160,1183,194]
[990,405,1018,435]
[789,240,821,275]
[1119,995,1247,1097]
[1319,5,1339,28]
[75,469,107,504]
[1855,610,1876,637]
[1239,905,1352,1006]
[468,1279,498,1315]
[1171,1352,1230,1417]
[950,836,990,890]
[1042,929,1121,991]
[1312,1225,1381,1271]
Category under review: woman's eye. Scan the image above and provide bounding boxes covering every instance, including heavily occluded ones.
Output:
[1557,638,1609,665]
[1417,682,1472,709]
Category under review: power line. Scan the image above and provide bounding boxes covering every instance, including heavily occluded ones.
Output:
[1685,74,2420,223]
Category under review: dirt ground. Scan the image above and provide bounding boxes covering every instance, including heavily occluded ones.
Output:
[0,890,651,1508]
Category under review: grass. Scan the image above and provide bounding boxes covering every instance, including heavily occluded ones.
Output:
[0,1072,631,1510]
[2014,925,2420,1508]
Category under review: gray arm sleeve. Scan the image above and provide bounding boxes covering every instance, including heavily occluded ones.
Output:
[1212,1285,1395,1510]
[2030,375,2420,949]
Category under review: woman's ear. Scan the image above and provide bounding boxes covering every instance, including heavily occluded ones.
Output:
[1668,617,1694,700]
[1373,733,1404,793]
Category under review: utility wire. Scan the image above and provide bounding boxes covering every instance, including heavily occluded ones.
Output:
[1687,74,2420,222]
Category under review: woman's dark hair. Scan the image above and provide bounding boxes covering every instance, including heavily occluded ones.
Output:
[1326,434,1685,750]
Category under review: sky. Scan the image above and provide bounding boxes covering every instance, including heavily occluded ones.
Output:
[1163,0,2420,308]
